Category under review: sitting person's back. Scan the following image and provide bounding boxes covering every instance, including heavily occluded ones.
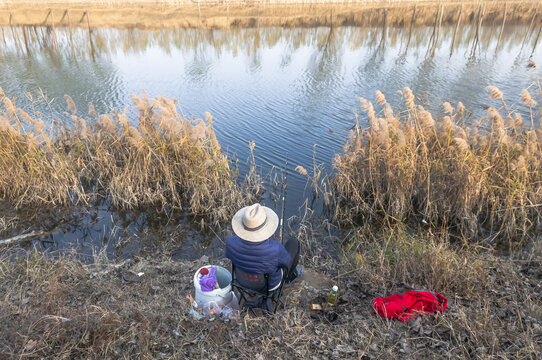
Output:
[225,203,301,289]
[226,235,289,288]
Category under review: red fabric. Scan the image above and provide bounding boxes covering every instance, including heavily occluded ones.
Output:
[372,291,447,321]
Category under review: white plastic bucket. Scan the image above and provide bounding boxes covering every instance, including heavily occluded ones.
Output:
[194,265,234,307]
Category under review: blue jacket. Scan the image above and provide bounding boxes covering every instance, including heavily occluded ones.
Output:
[225,235,290,288]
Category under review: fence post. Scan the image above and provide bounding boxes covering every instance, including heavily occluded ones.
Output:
[51,9,58,48]
[450,4,462,57]
[521,4,539,50]
[68,9,75,56]
[9,12,21,55]
[404,4,417,56]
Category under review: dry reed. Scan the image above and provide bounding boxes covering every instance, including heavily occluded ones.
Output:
[332,85,542,247]
[0,89,261,225]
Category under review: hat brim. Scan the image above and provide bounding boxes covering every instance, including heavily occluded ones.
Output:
[231,205,279,242]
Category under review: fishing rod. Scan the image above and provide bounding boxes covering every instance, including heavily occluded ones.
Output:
[279,154,288,244]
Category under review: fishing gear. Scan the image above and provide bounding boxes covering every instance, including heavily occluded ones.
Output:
[279,154,288,244]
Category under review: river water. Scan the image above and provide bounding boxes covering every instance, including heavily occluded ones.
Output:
[1,24,541,258]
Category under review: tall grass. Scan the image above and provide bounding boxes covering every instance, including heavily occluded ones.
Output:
[0,94,82,207]
[0,90,261,226]
[332,84,542,247]
[342,225,489,295]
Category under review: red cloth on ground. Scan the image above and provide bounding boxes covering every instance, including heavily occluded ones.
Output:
[372,291,447,321]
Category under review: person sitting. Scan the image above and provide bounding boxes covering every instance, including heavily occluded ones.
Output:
[225,203,302,290]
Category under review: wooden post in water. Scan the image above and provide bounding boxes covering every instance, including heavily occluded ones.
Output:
[257,0,261,28]
[433,4,444,57]
[67,10,75,57]
[425,5,439,58]
[472,5,482,57]
[378,9,387,50]
[470,4,485,59]
[531,22,542,55]
[51,9,58,48]
[22,26,30,56]
[80,11,95,60]
[521,5,538,51]
[87,11,94,59]
[197,0,201,27]
[404,5,417,56]
[59,9,67,23]
[496,2,507,52]
[450,4,463,57]
[9,12,21,55]
[43,9,52,47]
[1,26,6,48]
[32,26,43,48]
[43,9,51,25]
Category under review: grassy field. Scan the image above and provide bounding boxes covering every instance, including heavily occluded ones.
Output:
[0,1,540,30]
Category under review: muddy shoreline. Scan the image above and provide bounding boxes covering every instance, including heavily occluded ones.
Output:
[0,1,540,30]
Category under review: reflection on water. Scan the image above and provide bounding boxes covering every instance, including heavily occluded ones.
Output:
[0,24,541,258]
[3,22,542,60]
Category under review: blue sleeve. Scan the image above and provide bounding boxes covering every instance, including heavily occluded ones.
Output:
[276,242,291,269]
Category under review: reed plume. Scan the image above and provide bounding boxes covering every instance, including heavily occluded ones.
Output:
[375,90,386,105]
[521,89,537,107]
[64,95,77,115]
[295,165,308,176]
[403,87,415,108]
[443,102,453,114]
[487,86,503,100]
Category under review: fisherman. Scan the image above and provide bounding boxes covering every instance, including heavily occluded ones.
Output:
[225,203,302,289]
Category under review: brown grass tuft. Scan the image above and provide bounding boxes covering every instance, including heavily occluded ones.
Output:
[343,226,488,295]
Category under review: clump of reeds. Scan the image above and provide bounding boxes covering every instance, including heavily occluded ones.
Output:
[0,94,83,207]
[332,86,542,247]
[0,89,260,225]
[342,225,488,295]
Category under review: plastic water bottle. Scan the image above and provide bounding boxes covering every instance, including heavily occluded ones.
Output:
[327,285,339,307]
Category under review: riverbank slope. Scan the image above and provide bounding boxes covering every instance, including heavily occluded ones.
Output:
[0,1,540,30]
[1,233,540,359]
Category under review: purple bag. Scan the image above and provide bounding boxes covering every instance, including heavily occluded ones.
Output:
[199,267,218,292]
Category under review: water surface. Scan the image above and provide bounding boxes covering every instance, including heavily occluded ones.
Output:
[1,24,541,258]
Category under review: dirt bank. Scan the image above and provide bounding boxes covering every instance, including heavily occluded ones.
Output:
[0,1,540,30]
[0,243,540,359]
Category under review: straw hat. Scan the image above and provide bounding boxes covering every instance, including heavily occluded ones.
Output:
[231,203,279,242]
